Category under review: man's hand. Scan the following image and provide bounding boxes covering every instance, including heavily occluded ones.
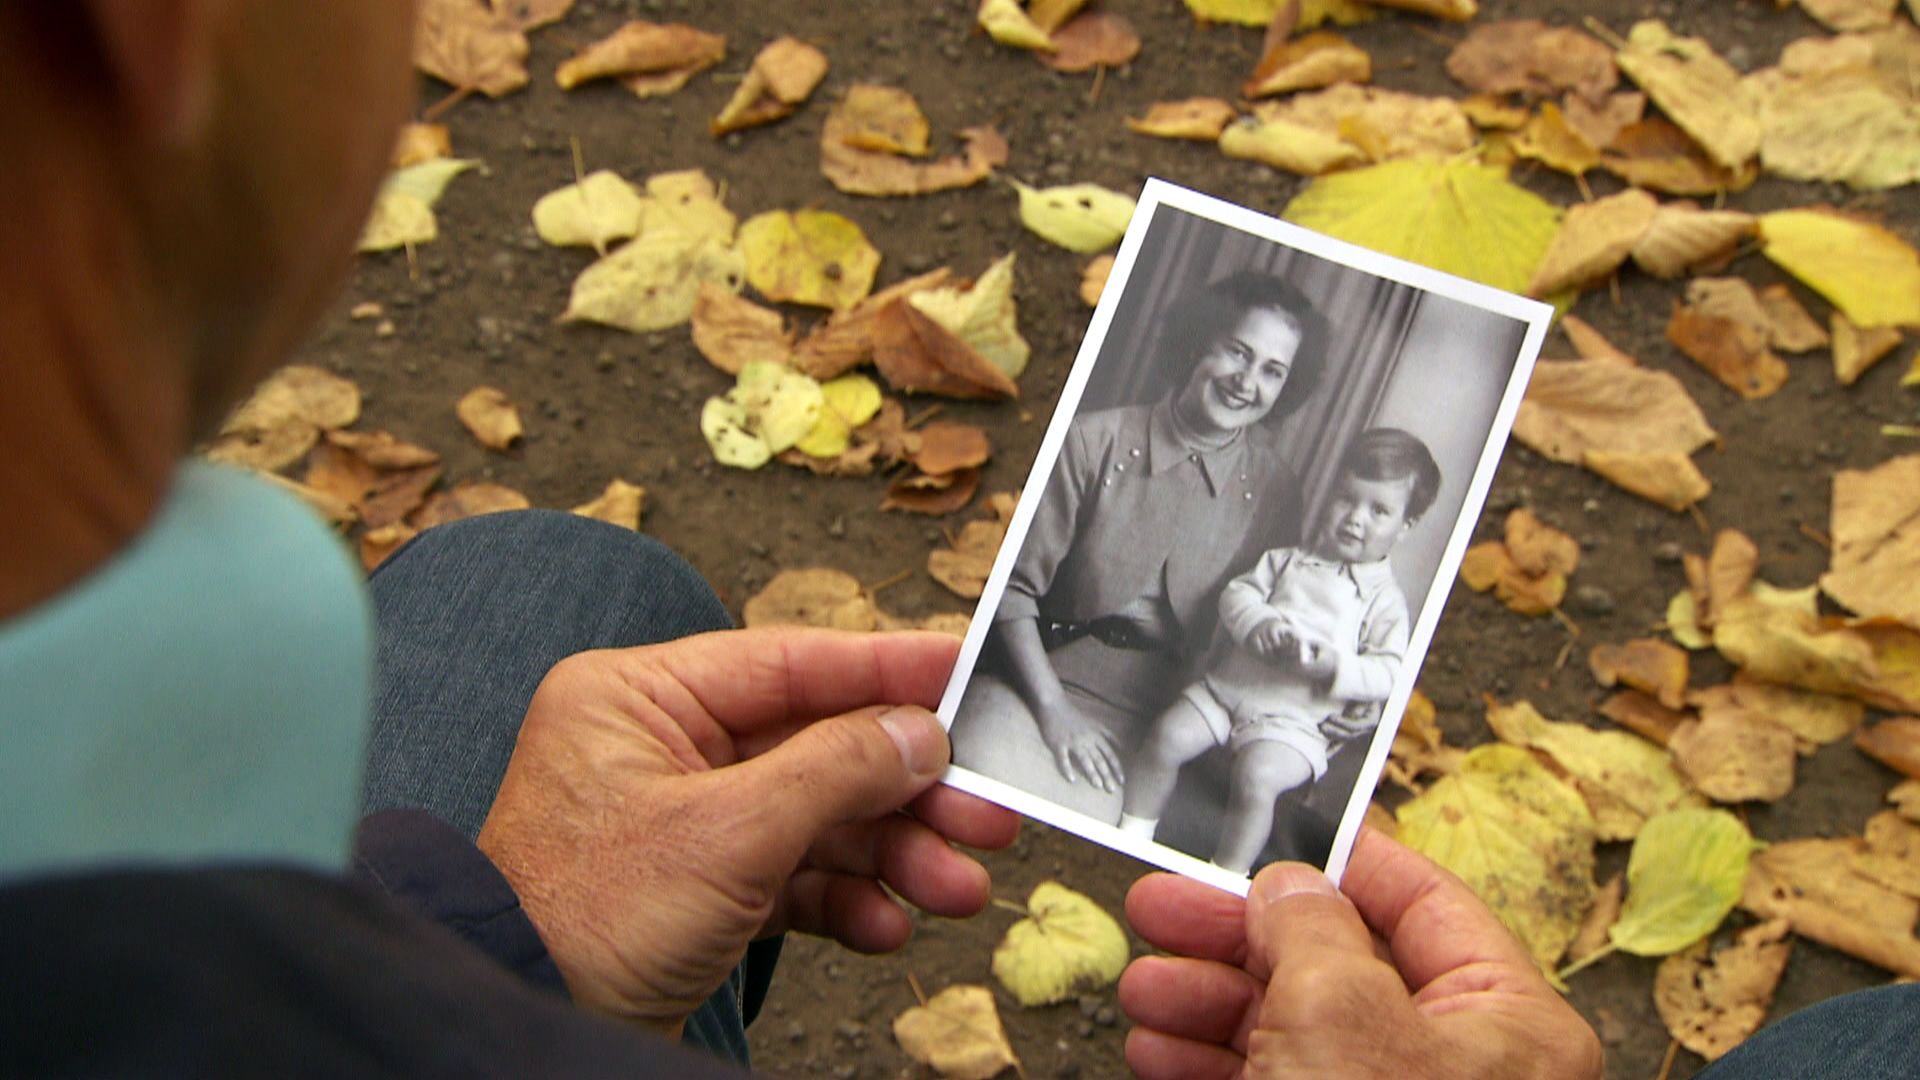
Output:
[1117,828,1603,1080]
[476,628,1019,1038]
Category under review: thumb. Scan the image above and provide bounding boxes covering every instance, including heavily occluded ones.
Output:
[1244,863,1383,984]
[727,704,950,864]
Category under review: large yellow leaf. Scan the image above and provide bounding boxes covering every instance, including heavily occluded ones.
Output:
[1822,455,1920,625]
[990,881,1129,1007]
[907,254,1031,381]
[531,169,645,251]
[1283,157,1560,296]
[739,210,881,310]
[1396,744,1598,974]
[892,985,1021,1080]
[1484,699,1703,841]
[561,228,744,333]
[1609,808,1758,957]
[1759,208,1920,328]
[1614,20,1762,170]
[1009,181,1136,253]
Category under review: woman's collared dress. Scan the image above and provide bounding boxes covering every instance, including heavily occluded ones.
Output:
[950,399,1304,824]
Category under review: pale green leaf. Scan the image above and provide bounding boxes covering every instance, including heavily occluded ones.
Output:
[1611,808,1760,957]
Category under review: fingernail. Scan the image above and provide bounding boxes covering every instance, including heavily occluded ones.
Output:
[1248,864,1338,916]
[879,706,947,776]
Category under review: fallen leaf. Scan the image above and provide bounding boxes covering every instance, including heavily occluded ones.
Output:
[1126,98,1239,140]
[1080,255,1115,307]
[884,467,983,516]
[1581,451,1713,513]
[1218,114,1367,175]
[1601,117,1760,195]
[1745,30,1920,190]
[392,123,453,168]
[1283,157,1560,296]
[1667,278,1791,400]
[1669,590,1712,650]
[1759,208,1920,328]
[1395,744,1598,974]
[743,568,879,631]
[793,374,885,459]
[562,228,744,334]
[703,361,825,470]
[358,158,480,252]
[1700,529,1761,629]
[455,386,524,450]
[1040,12,1142,73]
[326,429,441,470]
[1387,687,1465,789]
[871,301,1020,400]
[691,282,793,375]
[1460,94,1531,130]
[553,20,725,92]
[1029,0,1093,33]
[257,473,357,530]
[1591,639,1689,710]
[1688,680,1864,754]
[1513,352,1716,469]
[359,523,418,572]
[991,881,1129,1006]
[1444,20,1618,102]
[1527,188,1658,297]
[1253,84,1475,164]
[835,85,932,156]
[892,985,1020,1080]
[410,482,530,529]
[1822,455,1920,624]
[1368,0,1474,18]
[1614,20,1762,170]
[907,254,1030,382]
[303,432,442,529]
[1609,808,1759,957]
[414,0,530,99]
[1183,0,1288,24]
[1759,284,1830,352]
[1832,313,1905,385]
[1506,507,1579,579]
[791,270,954,380]
[1655,919,1794,1061]
[1712,584,1920,712]
[570,478,645,530]
[1895,779,1920,821]
[1630,202,1757,279]
[1669,710,1799,802]
[711,36,829,135]
[1858,717,1920,779]
[1742,837,1920,978]
[532,169,646,250]
[1009,180,1136,254]
[740,210,881,311]
[1855,810,1920,898]
[1485,698,1705,841]
[1298,0,1381,25]
[207,365,362,472]
[978,0,1055,51]
[1245,31,1371,97]
[910,423,992,477]
[823,121,1009,198]
[930,494,1018,599]
[1797,0,1900,33]
[1460,510,1576,617]
[1562,90,1646,149]
[1599,689,1691,747]
[1568,874,1626,967]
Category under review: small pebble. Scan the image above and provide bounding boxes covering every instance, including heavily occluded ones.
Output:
[936,210,960,231]
[1094,1006,1117,1028]
[596,351,616,371]
[1076,1021,1095,1038]
[1652,541,1685,565]
[828,515,847,539]
[1077,996,1101,1018]
[835,1020,866,1041]
[748,541,770,559]
[784,1020,807,1043]
[1570,585,1615,617]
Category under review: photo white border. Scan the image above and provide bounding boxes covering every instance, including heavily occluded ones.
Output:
[936,178,1553,895]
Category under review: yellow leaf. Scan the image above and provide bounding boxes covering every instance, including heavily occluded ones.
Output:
[1282,157,1560,296]
[1301,0,1380,26]
[1485,699,1704,842]
[1182,0,1286,25]
[978,0,1055,51]
[1601,117,1760,196]
[1797,0,1901,33]
[561,228,745,333]
[570,478,645,531]
[1614,20,1762,170]
[532,169,645,250]
[636,169,737,246]
[834,85,933,157]
[1397,744,1597,975]
[1581,450,1712,512]
[1688,680,1863,753]
[1008,181,1135,254]
[1127,98,1239,141]
[1527,188,1658,297]
[907,254,1031,381]
[1854,811,1920,899]
[742,567,879,630]
[1655,919,1793,1062]
[455,386,524,451]
[553,20,725,91]
[1744,31,1920,190]
[1609,808,1758,957]
[206,365,362,472]
[700,396,771,470]
[1371,0,1474,18]
[358,158,480,252]
[739,209,881,310]
[1080,255,1114,307]
[1028,0,1093,34]
[1822,455,1920,624]
[991,881,1129,1006]
[1832,313,1905,386]
[1244,31,1373,98]
[794,374,884,459]
[731,360,823,455]
[1668,590,1712,650]
[1513,102,1601,177]
[792,404,852,459]
[1219,115,1366,176]
[1253,85,1474,164]
[892,985,1020,1080]
[1760,208,1920,328]
[391,122,452,168]
[711,36,829,135]
[1668,711,1799,802]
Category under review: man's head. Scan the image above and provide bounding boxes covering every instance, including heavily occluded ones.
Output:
[1312,428,1441,565]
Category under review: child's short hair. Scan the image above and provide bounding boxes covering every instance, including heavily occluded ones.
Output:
[1340,428,1442,522]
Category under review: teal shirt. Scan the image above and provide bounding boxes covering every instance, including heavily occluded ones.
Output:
[0,461,373,881]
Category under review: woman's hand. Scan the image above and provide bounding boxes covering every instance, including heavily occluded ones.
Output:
[475,628,1020,1039]
[1035,699,1125,793]
[1118,828,1603,1080]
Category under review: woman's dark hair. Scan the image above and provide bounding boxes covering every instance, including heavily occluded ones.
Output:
[1341,427,1443,522]
[1155,270,1329,421]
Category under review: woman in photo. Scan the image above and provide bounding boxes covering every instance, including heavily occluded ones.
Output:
[950,270,1329,826]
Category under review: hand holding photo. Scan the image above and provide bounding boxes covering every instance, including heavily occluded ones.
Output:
[936,179,1552,895]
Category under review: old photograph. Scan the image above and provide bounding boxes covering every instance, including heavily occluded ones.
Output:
[936,179,1553,894]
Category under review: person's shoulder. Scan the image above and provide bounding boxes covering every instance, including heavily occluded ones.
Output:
[1070,403,1152,442]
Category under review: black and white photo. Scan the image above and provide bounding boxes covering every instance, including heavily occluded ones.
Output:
[936,179,1552,894]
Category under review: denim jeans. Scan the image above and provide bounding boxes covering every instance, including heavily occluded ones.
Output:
[1697,982,1920,1079]
[358,510,773,1066]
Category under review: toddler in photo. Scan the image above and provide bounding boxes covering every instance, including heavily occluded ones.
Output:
[1118,428,1440,874]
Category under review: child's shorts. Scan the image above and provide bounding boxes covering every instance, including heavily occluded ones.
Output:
[1178,681,1331,780]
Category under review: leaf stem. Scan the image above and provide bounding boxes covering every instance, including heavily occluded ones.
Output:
[990,897,1030,916]
[1555,942,1616,981]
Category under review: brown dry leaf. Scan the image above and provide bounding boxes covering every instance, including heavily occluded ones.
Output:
[1030,0,1093,33]
[1600,689,1691,747]
[1713,587,1920,713]
[1798,0,1900,32]
[1459,541,1565,616]
[929,494,1018,599]
[778,440,882,477]
[822,107,1009,198]
[1387,688,1465,790]
[912,422,992,476]
[1856,810,1920,898]
[1444,20,1618,102]
[327,430,440,471]
[892,984,1020,1080]
[1741,837,1920,978]
[711,36,829,135]
[1080,255,1115,307]
[1513,102,1603,177]
[1614,20,1763,170]
[1568,873,1625,967]
[791,270,954,380]
[1669,710,1799,802]
[1759,284,1829,352]
[1507,507,1580,578]
[1527,188,1657,297]
[1744,28,1920,191]
[1127,98,1238,140]
[415,0,530,98]
[410,482,530,529]
[358,523,418,572]
[1041,12,1142,73]
[392,123,454,168]
[1894,779,1920,820]
[1630,202,1757,279]
[1250,83,1474,164]
[884,467,982,516]
[1689,680,1864,754]
[1822,456,1920,624]
[691,282,794,375]
[1602,118,1760,196]
[1591,639,1689,710]
[302,432,442,530]
[1513,354,1717,467]
[455,386,524,451]
[871,301,1019,400]
[835,85,932,156]
[1562,90,1645,150]
[1701,529,1760,629]
[1367,0,1474,19]
[1244,31,1371,97]
[1832,313,1905,386]
[570,478,645,531]
[1667,278,1791,400]
[1858,717,1920,779]
[1654,918,1793,1062]
[554,21,725,92]
[1460,94,1530,130]
[743,568,879,631]
[1560,314,1634,365]
[1581,450,1713,513]
[207,365,363,472]
[257,473,357,530]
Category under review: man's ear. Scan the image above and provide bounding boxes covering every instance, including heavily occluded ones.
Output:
[82,0,222,146]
